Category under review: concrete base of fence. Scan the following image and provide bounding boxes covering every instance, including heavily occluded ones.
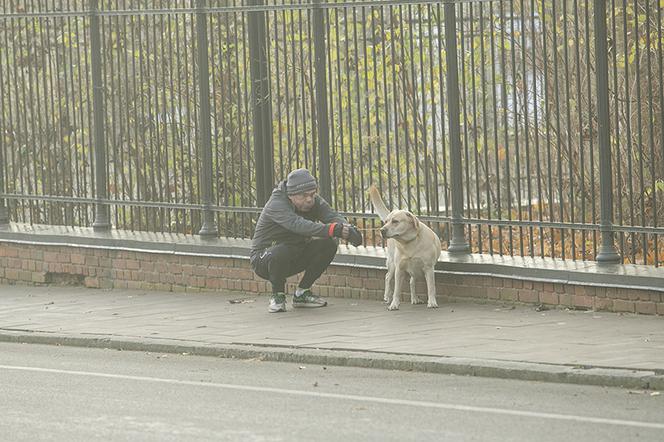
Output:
[0,223,662,315]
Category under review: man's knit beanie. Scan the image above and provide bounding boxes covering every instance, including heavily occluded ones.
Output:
[286,168,318,195]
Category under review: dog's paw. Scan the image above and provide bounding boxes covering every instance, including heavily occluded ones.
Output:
[383,297,391,304]
[387,303,400,311]
[411,297,424,305]
[427,301,439,309]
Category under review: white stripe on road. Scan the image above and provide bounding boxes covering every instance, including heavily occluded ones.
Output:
[2,364,663,430]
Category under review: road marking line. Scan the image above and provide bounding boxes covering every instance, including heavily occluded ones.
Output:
[2,364,663,430]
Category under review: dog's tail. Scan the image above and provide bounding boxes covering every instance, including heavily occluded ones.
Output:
[368,185,391,222]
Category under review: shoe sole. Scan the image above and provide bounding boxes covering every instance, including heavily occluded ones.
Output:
[292,302,327,308]
[268,305,286,313]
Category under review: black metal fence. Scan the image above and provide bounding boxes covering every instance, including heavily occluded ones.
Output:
[1,0,663,265]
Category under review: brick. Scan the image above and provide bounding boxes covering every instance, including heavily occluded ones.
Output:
[634,301,657,315]
[192,265,208,277]
[44,251,59,262]
[574,285,595,296]
[2,247,18,258]
[635,291,652,302]
[160,273,176,284]
[499,288,519,301]
[518,289,539,303]
[112,259,126,269]
[125,260,140,270]
[487,287,500,300]
[84,277,100,288]
[145,273,160,283]
[364,278,382,290]
[47,263,63,273]
[594,286,607,298]
[32,272,47,283]
[147,283,171,292]
[558,293,572,306]
[126,281,143,290]
[232,268,254,280]
[657,303,664,315]
[153,262,168,274]
[572,295,593,309]
[626,290,641,301]
[606,288,621,299]
[113,281,129,289]
[140,261,155,272]
[613,299,635,313]
[203,278,220,289]
[70,253,86,265]
[464,286,487,299]
[593,297,613,311]
[241,280,258,292]
[347,277,364,288]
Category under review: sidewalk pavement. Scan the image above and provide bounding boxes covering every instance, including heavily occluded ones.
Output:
[1,284,663,389]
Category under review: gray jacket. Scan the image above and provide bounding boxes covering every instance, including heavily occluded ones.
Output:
[250,181,346,256]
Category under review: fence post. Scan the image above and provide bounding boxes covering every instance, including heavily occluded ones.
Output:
[90,0,111,231]
[444,2,469,253]
[0,117,7,223]
[196,0,218,237]
[0,151,7,224]
[313,0,331,203]
[247,0,274,205]
[593,0,621,263]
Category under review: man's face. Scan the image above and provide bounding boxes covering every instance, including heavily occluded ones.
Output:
[289,189,317,212]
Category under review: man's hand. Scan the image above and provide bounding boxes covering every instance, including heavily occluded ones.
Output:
[329,223,363,246]
[346,224,363,246]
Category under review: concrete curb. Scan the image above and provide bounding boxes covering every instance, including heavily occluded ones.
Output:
[1,330,662,390]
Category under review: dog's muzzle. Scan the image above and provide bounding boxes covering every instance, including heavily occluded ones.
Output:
[380,228,388,239]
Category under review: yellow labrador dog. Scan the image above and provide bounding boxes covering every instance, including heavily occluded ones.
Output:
[368,185,441,310]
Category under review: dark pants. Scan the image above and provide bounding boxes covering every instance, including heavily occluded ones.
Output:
[251,238,338,294]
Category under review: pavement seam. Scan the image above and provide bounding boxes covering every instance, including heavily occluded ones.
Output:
[1,331,662,390]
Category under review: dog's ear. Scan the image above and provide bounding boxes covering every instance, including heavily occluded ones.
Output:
[406,211,419,229]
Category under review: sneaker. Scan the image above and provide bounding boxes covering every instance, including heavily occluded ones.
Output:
[268,292,287,313]
[292,289,327,308]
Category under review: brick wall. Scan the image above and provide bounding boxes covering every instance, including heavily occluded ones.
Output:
[1,242,662,315]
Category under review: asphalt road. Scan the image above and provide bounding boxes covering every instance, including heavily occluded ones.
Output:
[0,343,662,441]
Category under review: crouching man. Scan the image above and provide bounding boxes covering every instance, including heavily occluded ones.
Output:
[250,168,363,313]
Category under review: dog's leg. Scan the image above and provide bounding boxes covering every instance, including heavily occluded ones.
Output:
[424,267,438,308]
[410,275,422,304]
[388,267,403,310]
[383,267,394,304]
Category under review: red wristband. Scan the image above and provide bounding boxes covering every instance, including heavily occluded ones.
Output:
[328,223,337,237]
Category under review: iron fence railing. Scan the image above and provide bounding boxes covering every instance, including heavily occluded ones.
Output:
[1,0,663,265]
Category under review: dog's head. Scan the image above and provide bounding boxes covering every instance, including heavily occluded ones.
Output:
[380,209,420,242]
